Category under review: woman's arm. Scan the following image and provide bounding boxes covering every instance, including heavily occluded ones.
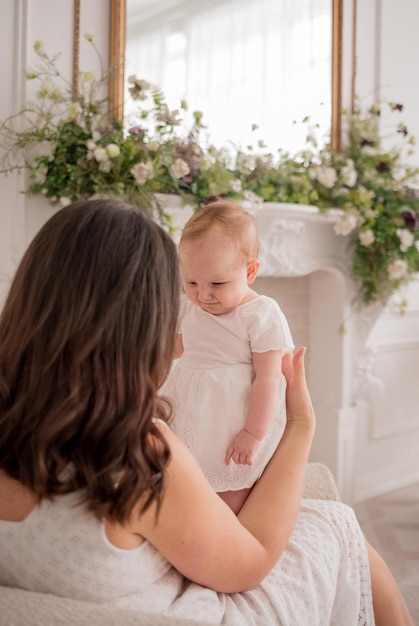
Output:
[225,349,283,465]
[129,348,314,593]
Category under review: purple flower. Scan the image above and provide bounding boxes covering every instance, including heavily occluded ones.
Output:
[397,124,408,137]
[368,105,381,116]
[389,102,404,112]
[402,210,419,229]
[376,161,390,173]
[360,138,376,147]
[129,126,145,136]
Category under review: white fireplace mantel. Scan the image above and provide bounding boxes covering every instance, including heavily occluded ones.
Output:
[255,203,351,278]
[167,200,384,503]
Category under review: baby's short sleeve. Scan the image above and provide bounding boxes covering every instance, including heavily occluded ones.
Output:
[240,296,294,353]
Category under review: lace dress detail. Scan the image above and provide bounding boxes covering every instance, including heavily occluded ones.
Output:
[162,295,294,491]
[0,494,374,624]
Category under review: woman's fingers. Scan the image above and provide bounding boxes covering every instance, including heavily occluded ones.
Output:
[282,347,307,385]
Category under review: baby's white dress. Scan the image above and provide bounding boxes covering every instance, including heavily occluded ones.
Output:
[162,295,294,491]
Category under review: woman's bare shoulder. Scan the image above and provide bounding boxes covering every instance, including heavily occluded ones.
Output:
[0,470,38,522]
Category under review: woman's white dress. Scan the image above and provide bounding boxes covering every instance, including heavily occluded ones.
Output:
[0,492,375,625]
[162,295,294,491]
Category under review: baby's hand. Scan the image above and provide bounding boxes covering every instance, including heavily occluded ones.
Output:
[225,429,261,466]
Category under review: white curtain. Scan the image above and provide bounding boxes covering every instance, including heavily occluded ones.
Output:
[126,0,331,154]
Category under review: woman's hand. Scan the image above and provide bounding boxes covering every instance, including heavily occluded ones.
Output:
[282,347,315,432]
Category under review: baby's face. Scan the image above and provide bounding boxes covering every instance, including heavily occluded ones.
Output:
[179,231,258,315]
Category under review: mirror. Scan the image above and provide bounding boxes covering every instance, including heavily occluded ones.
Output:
[110,0,342,151]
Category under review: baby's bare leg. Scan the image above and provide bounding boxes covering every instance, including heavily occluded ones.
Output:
[218,488,252,515]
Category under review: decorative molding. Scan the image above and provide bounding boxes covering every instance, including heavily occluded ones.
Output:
[257,218,307,277]
[370,340,419,439]
[353,345,384,418]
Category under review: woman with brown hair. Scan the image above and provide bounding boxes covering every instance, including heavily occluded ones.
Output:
[0,199,413,625]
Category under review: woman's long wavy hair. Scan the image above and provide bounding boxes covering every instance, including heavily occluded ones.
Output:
[0,199,180,522]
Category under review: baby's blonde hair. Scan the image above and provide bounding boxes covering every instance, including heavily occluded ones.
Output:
[180,199,259,261]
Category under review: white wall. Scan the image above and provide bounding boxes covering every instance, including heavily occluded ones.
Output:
[0,0,418,502]
[0,0,110,306]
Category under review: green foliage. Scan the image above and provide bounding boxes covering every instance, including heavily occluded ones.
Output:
[1,39,419,306]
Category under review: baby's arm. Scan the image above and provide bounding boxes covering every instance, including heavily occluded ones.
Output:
[225,349,283,466]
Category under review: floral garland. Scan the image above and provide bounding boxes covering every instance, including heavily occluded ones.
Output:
[1,37,419,306]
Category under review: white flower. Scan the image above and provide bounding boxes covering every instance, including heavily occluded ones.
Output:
[92,131,101,142]
[361,145,377,156]
[99,159,112,173]
[147,141,160,152]
[84,32,94,42]
[130,76,150,89]
[82,71,95,82]
[388,259,408,281]
[86,139,96,151]
[170,158,190,179]
[359,229,375,246]
[128,78,151,101]
[242,190,264,213]
[229,179,242,193]
[333,213,358,236]
[236,154,255,176]
[199,158,210,172]
[396,228,414,252]
[308,167,318,180]
[93,147,109,162]
[393,166,407,182]
[316,165,337,188]
[363,207,379,219]
[155,105,181,125]
[59,197,71,207]
[341,160,357,187]
[131,161,154,185]
[37,80,62,101]
[67,102,81,119]
[32,166,48,185]
[106,143,120,158]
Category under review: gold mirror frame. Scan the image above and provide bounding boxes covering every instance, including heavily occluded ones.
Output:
[72,0,81,97]
[108,0,343,151]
